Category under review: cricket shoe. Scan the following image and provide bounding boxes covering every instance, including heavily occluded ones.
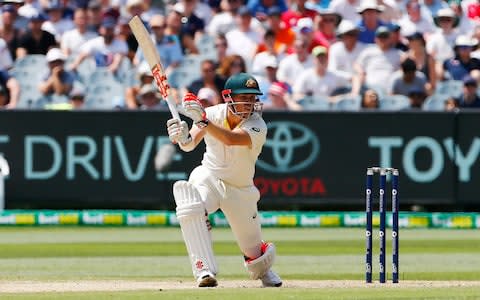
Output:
[260,269,282,287]
[197,271,218,287]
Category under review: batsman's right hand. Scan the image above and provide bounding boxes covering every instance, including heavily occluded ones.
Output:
[167,118,191,145]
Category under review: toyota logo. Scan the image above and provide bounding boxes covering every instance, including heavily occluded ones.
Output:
[257,121,320,173]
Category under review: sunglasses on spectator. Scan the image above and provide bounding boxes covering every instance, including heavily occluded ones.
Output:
[215,43,227,48]
[151,25,166,29]
[322,18,337,23]
[457,45,472,50]
[231,62,243,67]
[438,17,453,22]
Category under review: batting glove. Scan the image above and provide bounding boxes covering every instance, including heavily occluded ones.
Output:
[166,118,191,145]
[182,93,209,128]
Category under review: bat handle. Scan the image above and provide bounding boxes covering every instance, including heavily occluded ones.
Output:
[166,98,181,120]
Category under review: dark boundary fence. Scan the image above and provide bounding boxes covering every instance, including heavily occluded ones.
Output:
[0,110,478,211]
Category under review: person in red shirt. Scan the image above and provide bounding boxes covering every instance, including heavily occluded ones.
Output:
[312,8,342,49]
[281,0,316,28]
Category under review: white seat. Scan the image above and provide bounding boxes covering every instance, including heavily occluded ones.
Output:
[379,94,411,110]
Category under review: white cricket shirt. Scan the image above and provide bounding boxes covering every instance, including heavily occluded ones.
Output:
[201,103,267,187]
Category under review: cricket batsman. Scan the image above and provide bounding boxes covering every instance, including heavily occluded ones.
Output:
[166,73,282,288]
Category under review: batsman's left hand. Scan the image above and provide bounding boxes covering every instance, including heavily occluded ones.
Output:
[182,93,208,126]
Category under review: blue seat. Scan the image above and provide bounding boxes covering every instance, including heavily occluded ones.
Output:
[422,94,449,111]
[84,80,125,109]
[379,94,411,110]
[435,80,463,98]
[298,96,331,111]
[332,94,361,111]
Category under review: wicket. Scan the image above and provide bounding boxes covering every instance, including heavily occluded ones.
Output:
[365,167,399,284]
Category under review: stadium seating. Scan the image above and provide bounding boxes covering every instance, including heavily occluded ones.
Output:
[422,94,449,111]
[378,94,411,110]
[298,96,331,110]
[435,80,463,98]
[332,94,361,111]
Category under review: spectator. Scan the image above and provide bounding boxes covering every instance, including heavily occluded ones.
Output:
[247,0,288,22]
[328,20,366,81]
[125,0,147,21]
[426,8,460,65]
[218,54,247,79]
[444,97,459,111]
[137,84,165,110]
[116,16,139,63]
[356,0,387,44]
[441,35,480,81]
[60,8,98,57]
[422,0,449,18]
[352,26,402,95]
[277,38,314,87]
[329,0,361,24]
[293,45,349,103]
[389,23,408,52]
[406,88,427,108]
[165,5,199,54]
[0,70,20,108]
[41,2,74,43]
[449,0,474,35]
[214,34,229,66]
[397,0,436,37]
[197,87,220,107]
[207,0,263,37]
[252,30,285,76]
[4,0,29,31]
[281,0,317,29]
[403,32,437,93]
[70,17,128,73]
[17,0,41,19]
[69,86,86,109]
[254,54,279,103]
[86,0,103,33]
[290,17,317,52]
[0,37,14,71]
[312,8,342,48]
[264,81,301,110]
[187,59,226,97]
[377,0,402,23]
[38,48,75,97]
[264,6,295,54]
[453,75,480,108]
[171,2,205,54]
[16,13,57,59]
[225,6,264,63]
[1,4,23,59]
[361,88,380,109]
[125,62,155,109]
[135,14,183,76]
[176,0,213,26]
[387,58,428,97]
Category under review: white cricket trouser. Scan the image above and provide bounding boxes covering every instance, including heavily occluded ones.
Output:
[189,165,263,259]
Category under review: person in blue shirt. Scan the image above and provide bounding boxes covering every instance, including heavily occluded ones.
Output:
[356,0,387,44]
[454,75,480,108]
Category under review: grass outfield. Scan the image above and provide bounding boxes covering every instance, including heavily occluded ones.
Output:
[0,227,479,299]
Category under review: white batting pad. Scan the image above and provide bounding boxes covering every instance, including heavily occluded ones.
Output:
[173,181,218,278]
[244,242,276,280]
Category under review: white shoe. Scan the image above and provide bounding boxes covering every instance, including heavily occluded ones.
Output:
[261,269,282,287]
[197,271,218,287]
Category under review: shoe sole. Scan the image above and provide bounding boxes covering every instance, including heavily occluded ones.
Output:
[198,276,218,287]
[263,281,282,288]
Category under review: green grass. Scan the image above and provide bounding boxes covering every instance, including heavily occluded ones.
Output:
[0,227,479,299]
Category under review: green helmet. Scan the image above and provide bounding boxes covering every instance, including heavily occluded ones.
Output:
[222,73,263,120]
[222,73,263,96]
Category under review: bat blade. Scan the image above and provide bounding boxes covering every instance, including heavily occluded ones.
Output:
[129,16,180,120]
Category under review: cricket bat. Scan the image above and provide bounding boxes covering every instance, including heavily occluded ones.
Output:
[129,16,180,120]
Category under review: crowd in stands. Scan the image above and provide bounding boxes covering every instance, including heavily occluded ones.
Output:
[1,0,480,111]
